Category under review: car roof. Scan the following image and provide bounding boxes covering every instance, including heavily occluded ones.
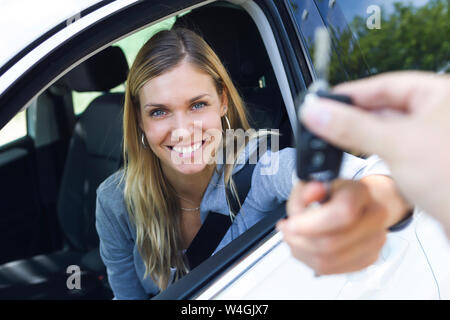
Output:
[0,0,101,69]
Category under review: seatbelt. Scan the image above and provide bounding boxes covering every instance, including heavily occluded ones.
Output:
[185,139,266,270]
[185,162,257,270]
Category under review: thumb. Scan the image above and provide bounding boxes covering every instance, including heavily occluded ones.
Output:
[286,181,327,217]
[299,181,328,206]
[300,97,395,157]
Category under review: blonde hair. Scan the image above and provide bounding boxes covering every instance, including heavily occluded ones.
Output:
[119,28,279,290]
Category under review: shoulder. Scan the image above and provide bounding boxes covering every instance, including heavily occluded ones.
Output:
[96,168,128,221]
[95,168,136,239]
[97,169,125,202]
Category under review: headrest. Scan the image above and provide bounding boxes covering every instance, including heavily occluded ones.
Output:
[78,93,124,159]
[65,46,128,92]
[174,5,267,89]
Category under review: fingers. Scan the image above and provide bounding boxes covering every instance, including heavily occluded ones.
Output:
[280,202,388,275]
[286,181,327,217]
[284,180,371,236]
[332,71,440,112]
[280,179,389,275]
[281,201,387,254]
[300,181,328,205]
[300,96,397,157]
[286,231,387,275]
[299,71,445,157]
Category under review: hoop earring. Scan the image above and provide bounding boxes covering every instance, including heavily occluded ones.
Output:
[141,132,147,148]
[224,114,231,131]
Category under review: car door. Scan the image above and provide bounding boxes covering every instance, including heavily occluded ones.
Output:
[0,108,50,264]
[0,94,76,264]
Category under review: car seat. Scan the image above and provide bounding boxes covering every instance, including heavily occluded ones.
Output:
[174,3,294,149]
[0,46,127,299]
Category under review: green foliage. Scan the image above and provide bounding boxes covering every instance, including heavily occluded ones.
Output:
[329,0,450,85]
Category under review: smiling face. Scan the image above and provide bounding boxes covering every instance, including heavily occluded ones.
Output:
[138,60,227,177]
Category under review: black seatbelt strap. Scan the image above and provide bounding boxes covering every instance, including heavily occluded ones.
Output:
[184,211,233,270]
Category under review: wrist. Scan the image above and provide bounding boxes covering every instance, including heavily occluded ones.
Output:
[388,208,414,231]
[360,175,413,229]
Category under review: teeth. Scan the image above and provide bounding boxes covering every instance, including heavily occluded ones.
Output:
[173,141,202,154]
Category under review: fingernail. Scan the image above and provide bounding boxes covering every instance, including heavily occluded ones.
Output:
[300,99,331,129]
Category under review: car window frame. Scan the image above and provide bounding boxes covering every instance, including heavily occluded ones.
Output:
[0,0,109,78]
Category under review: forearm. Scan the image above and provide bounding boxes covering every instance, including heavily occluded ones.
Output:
[360,175,413,229]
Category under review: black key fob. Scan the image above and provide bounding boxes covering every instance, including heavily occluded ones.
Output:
[296,90,353,181]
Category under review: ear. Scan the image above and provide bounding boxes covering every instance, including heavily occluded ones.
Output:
[221,105,228,117]
[220,88,229,116]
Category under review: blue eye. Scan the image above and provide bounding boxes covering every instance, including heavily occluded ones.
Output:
[150,109,166,117]
[192,102,206,110]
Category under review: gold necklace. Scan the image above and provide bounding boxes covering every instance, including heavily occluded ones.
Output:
[181,207,200,212]
[177,194,201,212]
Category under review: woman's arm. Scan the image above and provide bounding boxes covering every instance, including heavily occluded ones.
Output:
[95,187,153,299]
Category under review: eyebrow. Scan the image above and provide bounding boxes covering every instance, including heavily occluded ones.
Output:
[143,94,211,109]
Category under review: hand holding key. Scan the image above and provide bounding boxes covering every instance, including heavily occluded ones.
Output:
[278,178,390,275]
[281,28,413,275]
[300,71,450,239]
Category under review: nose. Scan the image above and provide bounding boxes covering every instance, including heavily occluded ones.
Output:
[170,113,201,145]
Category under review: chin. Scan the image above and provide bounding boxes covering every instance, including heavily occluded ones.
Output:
[174,163,210,176]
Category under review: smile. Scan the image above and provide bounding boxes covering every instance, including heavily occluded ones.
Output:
[166,139,207,157]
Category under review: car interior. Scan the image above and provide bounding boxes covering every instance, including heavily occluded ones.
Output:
[0,45,127,300]
[0,2,294,299]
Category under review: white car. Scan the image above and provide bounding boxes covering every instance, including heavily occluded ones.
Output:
[0,0,448,300]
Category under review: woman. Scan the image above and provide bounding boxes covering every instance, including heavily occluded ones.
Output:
[95,28,412,299]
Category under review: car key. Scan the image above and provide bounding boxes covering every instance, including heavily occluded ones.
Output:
[294,29,354,277]
[296,27,353,183]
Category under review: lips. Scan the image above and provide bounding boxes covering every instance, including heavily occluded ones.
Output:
[166,139,207,156]
[172,141,203,154]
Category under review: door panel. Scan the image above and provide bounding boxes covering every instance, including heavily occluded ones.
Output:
[0,92,69,263]
[0,136,44,263]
